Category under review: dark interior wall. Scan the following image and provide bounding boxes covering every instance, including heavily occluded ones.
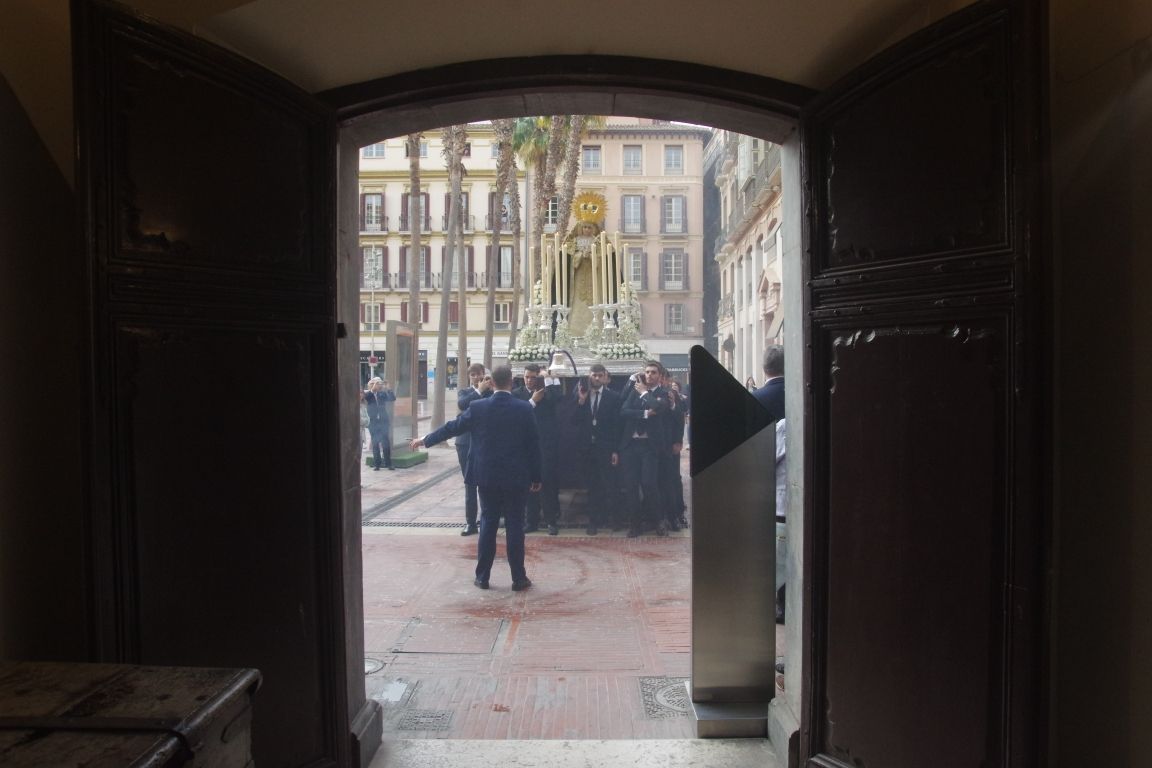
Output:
[1050,3,1152,765]
[0,72,87,659]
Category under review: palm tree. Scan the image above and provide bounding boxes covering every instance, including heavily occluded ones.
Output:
[505,151,524,347]
[485,119,514,367]
[405,132,422,438]
[513,116,562,283]
[432,124,467,428]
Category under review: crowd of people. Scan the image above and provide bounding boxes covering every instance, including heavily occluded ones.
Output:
[377,349,784,595]
[442,359,690,540]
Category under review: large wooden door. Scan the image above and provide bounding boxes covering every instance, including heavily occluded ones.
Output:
[73,1,360,765]
[800,3,1044,767]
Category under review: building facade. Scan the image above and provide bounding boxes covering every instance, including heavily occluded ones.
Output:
[569,118,710,378]
[357,119,709,389]
[711,131,784,388]
[357,123,523,389]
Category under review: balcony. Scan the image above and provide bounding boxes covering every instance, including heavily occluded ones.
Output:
[484,215,512,233]
[361,215,389,234]
[722,144,782,244]
[398,217,432,233]
[441,214,475,233]
[621,219,645,235]
[717,294,735,320]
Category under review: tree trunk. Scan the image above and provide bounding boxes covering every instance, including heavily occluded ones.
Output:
[554,116,585,237]
[406,132,423,439]
[508,159,523,346]
[486,120,514,367]
[433,125,465,429]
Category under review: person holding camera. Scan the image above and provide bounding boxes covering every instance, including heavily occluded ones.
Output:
[618,361,671,536]
[569,363,623,535]
[513,363,564,534]
[364,377,396,471]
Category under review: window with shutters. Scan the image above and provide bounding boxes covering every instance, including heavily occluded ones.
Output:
[628,248,646,291]
[621,195,644,234]
[499,245,513,288]
[360,143,385,158]
[494,302,510,325]
[582,145,602,174]
[361,246,384,289]
[448,301,460,328]
[442,191,470,232]
[401,301,430,324]
[665,303,686,334]
[664,145,684,175]
[661,249,686,291]
[360,193,383,232]
[662,195,686,234]
[544,196,559,231]
[398,246,430,289]
[623,145,643,175]
[400,193,430,232]
[404,140,429,158]
[362,303,382,331]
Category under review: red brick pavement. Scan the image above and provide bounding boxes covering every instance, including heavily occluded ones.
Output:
[360,441,782,741]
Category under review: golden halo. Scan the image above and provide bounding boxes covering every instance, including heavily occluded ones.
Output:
[572,191,608,224]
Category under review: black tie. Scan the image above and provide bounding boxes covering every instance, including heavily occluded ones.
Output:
[592,391,599,418]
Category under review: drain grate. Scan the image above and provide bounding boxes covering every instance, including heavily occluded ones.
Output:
[639,676,691,719]
[396,709,454,730]
[363,520,461,528]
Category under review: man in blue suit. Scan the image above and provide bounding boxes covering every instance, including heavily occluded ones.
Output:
[411,365,541,591]
[752,345,785,422]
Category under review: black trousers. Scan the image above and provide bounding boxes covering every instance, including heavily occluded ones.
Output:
[619,439,662,529]
[526,447,559,528]
[581,444,618,528]
[370,424,391,468]
[455,442,478,526]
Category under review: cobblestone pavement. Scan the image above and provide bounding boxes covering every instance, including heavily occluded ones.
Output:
[360,438,783,740]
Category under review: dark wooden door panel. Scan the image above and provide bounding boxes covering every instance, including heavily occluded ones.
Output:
[74,1,346,766]
[118,319,330,762]
[814,316,1006,768]
[810,13,1010,274]
[801,2,1043,767]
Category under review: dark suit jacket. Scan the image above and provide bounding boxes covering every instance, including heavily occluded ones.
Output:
[568,385,623,455]
[364,389,396,433]
[454,386,491,449]
[513,382,563,454]
[423,391,541,489]
[618,384,669,452]
[753,377,785,422]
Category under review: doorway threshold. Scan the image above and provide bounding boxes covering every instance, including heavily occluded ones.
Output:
[367,738,781,768]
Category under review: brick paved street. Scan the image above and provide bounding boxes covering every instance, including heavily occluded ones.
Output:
[360,438,782,741]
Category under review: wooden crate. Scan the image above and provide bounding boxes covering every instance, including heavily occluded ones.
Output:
[0,661,260,767]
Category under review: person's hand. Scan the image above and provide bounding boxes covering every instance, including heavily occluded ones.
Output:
[646,408,657,418]
[478,376,492,393]
[529,482,542,492]
[672,442,682,455]
[382,380,390,389]
[409,437,425,451]
[531,388,546,404]
[610,452,619,467]
[576,387,588,406]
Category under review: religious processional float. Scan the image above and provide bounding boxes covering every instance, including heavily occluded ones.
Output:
[508,192,648,377]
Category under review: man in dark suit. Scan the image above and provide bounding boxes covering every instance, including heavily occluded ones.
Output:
[411,365,541,591]
[512,362,564,535]
[618,360,670,537]
[569,363,623,535]
[454,363,492,536]
[752,345,785,422]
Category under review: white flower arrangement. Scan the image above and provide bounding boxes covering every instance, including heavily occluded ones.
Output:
[594,342,647,360]
[508,343,556,362]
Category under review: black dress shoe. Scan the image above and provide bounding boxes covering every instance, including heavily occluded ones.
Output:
[656,521,668,536]
[511,578,532,592]
[547,524,559,536]
[460,524,478,536]
[473,578,489,590]
[586,525,598,536]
